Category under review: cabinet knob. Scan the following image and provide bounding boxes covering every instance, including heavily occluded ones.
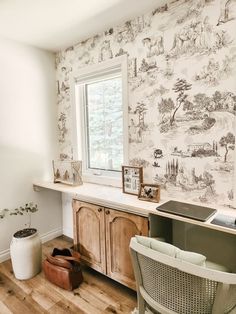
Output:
[105,210,110,215]
[98,208,102,212]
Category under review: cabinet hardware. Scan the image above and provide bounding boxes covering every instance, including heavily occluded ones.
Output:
[105,210,110,215]
[98,208,102,212]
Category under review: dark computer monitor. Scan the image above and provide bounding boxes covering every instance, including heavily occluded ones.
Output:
[157,200,216,222]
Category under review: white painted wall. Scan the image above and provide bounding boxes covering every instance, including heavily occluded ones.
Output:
[0,38,62,261]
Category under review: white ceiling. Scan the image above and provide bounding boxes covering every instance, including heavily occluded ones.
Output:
[0,0,165,52]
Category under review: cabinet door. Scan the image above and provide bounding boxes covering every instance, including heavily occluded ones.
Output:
[105,208,148,290]
[73,200,106,274]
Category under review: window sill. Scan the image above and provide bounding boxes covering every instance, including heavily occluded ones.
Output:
[82,173,122,188]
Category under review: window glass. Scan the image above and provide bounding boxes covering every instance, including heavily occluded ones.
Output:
[85,76,123,172]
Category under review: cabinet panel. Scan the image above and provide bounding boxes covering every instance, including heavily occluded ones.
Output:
[73,200,106,274]
[105,208,148,290]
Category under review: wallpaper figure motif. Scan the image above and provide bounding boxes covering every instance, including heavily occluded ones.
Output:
[99,40,113,62]
[169,17,231,58]
[129,102,148,144]
[56,0,236,210]
[194,54,236,86]
[176,1,203,24]
[162,56,174,79]
[217,0,236,25]
[142,36,164,58]
[58,112,68,143]
[115,48,129,58]
[114,16,151,45]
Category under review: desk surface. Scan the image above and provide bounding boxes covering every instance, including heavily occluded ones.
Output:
[33,180,236,236]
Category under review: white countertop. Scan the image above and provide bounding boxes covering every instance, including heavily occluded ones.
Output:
[33,180,236,235]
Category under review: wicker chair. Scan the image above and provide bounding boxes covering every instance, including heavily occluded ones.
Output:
[130,237,236,314]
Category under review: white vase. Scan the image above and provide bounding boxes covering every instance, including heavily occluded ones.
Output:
[10,228,42,280]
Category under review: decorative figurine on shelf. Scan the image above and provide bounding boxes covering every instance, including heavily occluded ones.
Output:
[52,160,83,186]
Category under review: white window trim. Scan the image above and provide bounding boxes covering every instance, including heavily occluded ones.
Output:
[70,55,129,187]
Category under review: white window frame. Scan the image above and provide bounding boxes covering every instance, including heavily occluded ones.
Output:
[70,55,128,187]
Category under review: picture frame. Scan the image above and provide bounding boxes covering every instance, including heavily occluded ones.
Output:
[122,166,143,195]
[52,160,83,186]
[138,183,160,203]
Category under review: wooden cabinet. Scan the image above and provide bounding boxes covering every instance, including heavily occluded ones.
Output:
[73,200,148,290]
[105,208,148,289]
[73,201,106,273]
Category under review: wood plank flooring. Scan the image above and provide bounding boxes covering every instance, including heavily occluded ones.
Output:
[0,236,137,314]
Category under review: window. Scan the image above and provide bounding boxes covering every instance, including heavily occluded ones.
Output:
[71,56,128,185]
[85,76,123,172]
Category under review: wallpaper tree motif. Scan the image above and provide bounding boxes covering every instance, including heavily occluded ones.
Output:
[56,0,236,209]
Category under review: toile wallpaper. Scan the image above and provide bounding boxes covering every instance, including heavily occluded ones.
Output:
[56,0,236,210]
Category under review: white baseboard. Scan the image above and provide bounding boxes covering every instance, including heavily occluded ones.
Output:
[0,249,11,264]
[0,227,63,263]
[40,227,63,244]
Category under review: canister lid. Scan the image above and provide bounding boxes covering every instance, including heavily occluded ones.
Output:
[13,228,37,238]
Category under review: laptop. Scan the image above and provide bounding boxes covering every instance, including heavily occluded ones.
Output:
[157,200,217,222]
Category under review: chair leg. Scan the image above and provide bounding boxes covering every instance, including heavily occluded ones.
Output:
[212,283,230,314]
[137,292,145,314]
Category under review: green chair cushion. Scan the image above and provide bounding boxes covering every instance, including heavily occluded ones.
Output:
[135,236,230,271]
[205,261,230,272]
[135,236,179,257]
[176,250,206,266]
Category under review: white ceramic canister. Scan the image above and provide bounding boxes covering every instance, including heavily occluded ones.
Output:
[10,228,42,280]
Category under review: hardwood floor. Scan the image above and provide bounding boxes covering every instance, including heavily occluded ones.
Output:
[0,236,137,314]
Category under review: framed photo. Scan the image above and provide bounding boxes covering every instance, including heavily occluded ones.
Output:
[122,166,143,195]
[138,183,160,203]
[53,160,83,186]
